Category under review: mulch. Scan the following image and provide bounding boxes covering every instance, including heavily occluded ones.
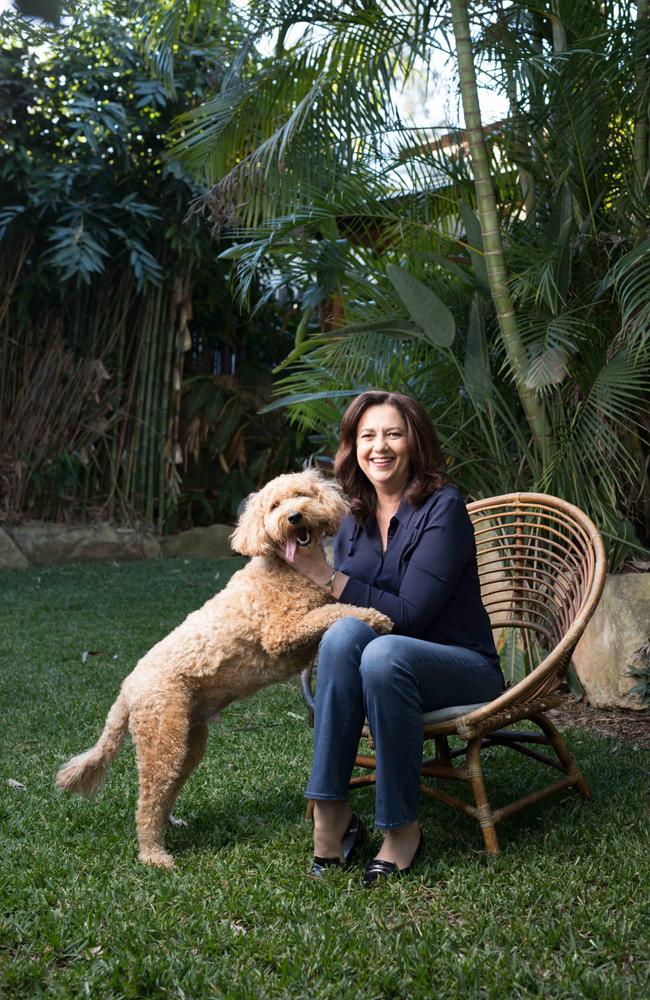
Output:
[548,696,650,751]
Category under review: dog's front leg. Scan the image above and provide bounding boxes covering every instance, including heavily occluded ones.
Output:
[260,603,392,657]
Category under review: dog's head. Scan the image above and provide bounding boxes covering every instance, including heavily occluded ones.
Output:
[230,470,348,559]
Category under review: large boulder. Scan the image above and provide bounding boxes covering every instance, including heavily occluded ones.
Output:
[0,527,31,569]
[5,523,160,566]
[160,523,234,560]
[572,573,650,710]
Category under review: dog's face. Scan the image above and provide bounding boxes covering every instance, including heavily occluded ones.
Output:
[230,470,348,559]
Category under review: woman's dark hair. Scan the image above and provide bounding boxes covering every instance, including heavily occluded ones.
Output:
[334,391,448,520]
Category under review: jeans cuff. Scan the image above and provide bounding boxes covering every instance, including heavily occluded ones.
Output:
[304,790,348,801]
[374,815,418,830]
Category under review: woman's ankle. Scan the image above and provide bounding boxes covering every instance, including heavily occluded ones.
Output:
[375,820,420,868]
[312,800,352,859]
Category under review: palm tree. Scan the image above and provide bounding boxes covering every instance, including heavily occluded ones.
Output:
[450,0,547,457]
[162,0,650,564]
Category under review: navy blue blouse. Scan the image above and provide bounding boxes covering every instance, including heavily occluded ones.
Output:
[333,484,501,670]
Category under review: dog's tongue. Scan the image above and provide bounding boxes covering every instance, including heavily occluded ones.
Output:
[285,537,297,563]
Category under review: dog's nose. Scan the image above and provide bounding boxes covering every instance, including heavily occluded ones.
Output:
[287,512,302,525]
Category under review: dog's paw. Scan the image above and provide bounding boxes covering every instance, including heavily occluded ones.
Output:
[356,609,393,634]
[139,848,176,869]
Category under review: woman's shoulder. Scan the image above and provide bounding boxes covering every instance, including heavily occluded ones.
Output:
[420,482,467,514]
[412,484,472,534]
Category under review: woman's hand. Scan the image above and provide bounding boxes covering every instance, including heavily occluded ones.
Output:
[281,542,333,587]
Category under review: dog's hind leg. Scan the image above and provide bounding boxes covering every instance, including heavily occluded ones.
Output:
[130,703,192,868]
[166,720,210,828]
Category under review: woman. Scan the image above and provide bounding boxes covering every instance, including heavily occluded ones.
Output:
[285,391,504,886]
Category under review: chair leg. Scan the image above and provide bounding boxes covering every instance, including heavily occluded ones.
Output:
[466,737,500,855]
[531,711,592,799]
[434,735,452,767]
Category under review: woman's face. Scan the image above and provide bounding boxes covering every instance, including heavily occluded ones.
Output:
[355,404,411,496]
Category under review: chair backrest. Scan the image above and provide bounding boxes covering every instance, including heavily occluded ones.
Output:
[467,493,607,687]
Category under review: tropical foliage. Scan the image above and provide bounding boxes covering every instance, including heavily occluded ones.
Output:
[163,0,650,566]
[0,2,299,529]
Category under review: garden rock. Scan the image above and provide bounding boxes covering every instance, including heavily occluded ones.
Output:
[160,523,234,560]
[572,573,650,710]
[5,523,160,566]
[0,527,31,569]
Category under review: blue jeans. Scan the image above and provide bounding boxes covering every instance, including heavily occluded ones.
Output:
[305,617,505,829]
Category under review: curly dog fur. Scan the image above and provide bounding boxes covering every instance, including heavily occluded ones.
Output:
[56,470,392,867]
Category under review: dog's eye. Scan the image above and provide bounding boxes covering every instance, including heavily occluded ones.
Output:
[269,501,279,510]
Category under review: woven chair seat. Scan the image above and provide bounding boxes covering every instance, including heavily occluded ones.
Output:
[302,491,607,854]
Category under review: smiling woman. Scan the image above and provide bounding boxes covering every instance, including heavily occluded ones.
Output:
[355,405,411,498]
[285,390,505,886]
[334,391,449,524]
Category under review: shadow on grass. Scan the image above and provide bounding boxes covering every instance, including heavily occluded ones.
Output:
[167,784,309,857]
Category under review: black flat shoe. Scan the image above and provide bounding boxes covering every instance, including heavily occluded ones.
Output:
[361,831,424,888]
[310,855,344,877]
[341,813,365,864]
[310,814,365,877]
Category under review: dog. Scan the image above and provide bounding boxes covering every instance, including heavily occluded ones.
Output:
[56,469,392,867]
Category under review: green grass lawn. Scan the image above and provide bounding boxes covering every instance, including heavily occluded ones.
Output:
[1,559,649,999]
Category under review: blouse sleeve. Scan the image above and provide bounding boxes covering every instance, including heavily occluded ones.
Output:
[338,494,475,633]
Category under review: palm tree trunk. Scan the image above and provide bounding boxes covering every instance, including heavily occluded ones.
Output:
[449,0,548,461]
[550,1,567,54]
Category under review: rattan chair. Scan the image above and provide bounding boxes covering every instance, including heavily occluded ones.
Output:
[301,492,607,854]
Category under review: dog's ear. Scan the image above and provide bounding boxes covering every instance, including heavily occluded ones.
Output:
[318,481,350,535]
[230,492,271,556]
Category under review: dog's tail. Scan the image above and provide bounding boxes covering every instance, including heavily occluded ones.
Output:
[56,691,129,797]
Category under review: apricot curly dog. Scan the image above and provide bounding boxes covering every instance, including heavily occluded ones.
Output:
[56,470,392,868]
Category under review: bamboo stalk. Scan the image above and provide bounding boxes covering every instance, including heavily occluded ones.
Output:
[80,283,96,517]
[449,0,548,464]
[157,274,178,533]
[525,11,546,228]
[633,0,649,237]
[141,281,164,525]
[146,310,161,527]
[504,75,534,220]
[123,294,152,517]
[107,273,135,520]
[169,269,193,495]
[0,238,30,427]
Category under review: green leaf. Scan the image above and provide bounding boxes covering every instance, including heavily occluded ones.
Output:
[218,241,262,260]
[211,397,244,453]
[524,345,570,390]
[386,264,455,347]
[464,294,492,408]
[547,183,574,314]
[565,662,585,699]
[259,388,360,414]
[458,200,489,291]
[497,628,528,687]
